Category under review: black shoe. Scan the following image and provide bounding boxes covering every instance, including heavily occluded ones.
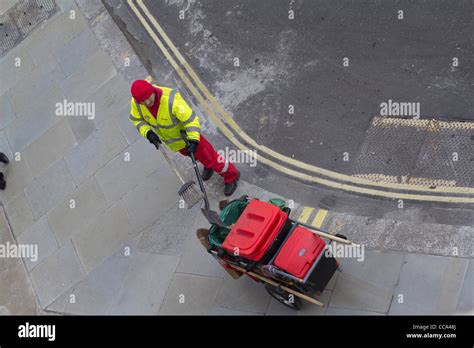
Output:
[0,153,9,164]
[0,173,5,191]
[224,171,240,197]
[202,167,213,181]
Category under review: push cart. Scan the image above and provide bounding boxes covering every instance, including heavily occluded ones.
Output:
[197,196,359,310]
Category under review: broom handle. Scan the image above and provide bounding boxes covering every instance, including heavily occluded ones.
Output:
[155,143,185,184]
[296,220,359,246]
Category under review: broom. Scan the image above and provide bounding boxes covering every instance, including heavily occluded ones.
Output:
[152,140,203,209]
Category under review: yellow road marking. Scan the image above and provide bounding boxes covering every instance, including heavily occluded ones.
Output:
[298,207,314,223]
[128,0,474,203]
[312,209,328,229]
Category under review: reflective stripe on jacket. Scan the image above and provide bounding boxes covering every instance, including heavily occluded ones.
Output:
[129,85,201,152]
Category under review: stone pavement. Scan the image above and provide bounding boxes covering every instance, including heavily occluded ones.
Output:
[0,0,471,316]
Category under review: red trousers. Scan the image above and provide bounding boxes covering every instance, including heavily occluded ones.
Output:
[179,135,239,184]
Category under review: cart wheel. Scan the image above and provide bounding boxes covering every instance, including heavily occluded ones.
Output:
[265,284,302,310]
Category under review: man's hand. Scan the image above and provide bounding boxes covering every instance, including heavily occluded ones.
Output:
[186,140,199,154]
[146,131,162,149]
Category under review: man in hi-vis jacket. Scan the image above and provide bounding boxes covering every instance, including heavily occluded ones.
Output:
[129,80,240,196]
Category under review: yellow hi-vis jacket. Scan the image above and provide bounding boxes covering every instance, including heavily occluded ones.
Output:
[129,85,201,152]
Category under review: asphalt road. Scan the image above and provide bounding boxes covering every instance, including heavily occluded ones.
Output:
[104,0,474,220]
[140,0,474,173]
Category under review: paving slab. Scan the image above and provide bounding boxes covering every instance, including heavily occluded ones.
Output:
[26,5,88,63]
[55,0,76,13]
[214,274,272,314]
[7,61,65,122]
[266,290,332,315]
[325,272,338,291]
[0,306,11,315]
[5,85,65,152]
[122,168,181,233]
[0,130,13,161]
[0,206,17,273]
[16,216,58,271]
[389,253,469,315]
[138,203,201,256]
[456,260,473,314]
[338,250,406,291]
[115,104,141,145]
[0,0,17,15]
[29,241,85,309]
[62,251,131,315]
[66,71,130,142]
[47,176,109,246]
[0,154,33,205]
[0,262,39,315]
[0,44,36,96]
[159,274,222,315]
[0,94,16,129]
[24,159,76,219]
[110,252,179,315]
[60,49,117,101]
[72,201,136,274]
[23,119,76,176]
[87,72,131,126]
[44,289,69,314]
[45,233,142,314]
[326,251,402,314]
[54,28,99,76]
[67,115,97,143]
[329,272,393,314]
[176,213,226,278]
[4,190,35,237]
[95,138,162,202]
[64,118,127,186]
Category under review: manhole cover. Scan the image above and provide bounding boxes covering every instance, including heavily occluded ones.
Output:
[11,0,56,36]
[351,116,474,188]
[0,14,21,55]
[0,0,57,57]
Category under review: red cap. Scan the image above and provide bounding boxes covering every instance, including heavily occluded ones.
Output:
[131,80,154,102]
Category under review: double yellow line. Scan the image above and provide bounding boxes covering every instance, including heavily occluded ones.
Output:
[127,0,474,203]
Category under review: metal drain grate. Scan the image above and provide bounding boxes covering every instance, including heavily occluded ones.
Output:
[0,0,57,56]
[352,122,428,177]
[351,116,474,188]
[0,13,21,54]
[412,131,473,187]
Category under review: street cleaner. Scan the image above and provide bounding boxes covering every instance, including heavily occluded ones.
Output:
[129,80,240,196]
